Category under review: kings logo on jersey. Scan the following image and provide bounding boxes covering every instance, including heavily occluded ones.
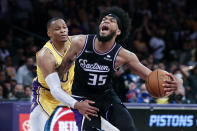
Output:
[79,59,110,73]
[44,106,78,131]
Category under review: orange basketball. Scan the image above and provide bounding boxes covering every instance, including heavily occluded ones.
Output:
[145,69,172,98]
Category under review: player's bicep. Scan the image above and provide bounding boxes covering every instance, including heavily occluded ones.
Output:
[37,49,56,78]
[125,50,151,80]
[70,35,86,57]
[59,35,86,78]
[63,35,85,63]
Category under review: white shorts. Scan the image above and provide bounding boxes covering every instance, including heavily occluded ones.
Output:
[30,105,49,131]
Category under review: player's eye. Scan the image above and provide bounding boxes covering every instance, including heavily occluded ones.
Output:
[111,18,116,23]
[102,18,106,21]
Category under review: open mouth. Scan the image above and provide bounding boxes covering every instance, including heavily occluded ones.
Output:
[101,25,109,31]
[100,24,110,35]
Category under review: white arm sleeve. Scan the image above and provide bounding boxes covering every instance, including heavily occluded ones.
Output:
[45,72,77,108]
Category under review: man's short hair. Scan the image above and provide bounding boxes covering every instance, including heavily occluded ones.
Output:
[46,17,65,31]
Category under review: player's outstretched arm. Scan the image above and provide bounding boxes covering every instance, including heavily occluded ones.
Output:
[117,48,151,80]
[118,48,182,94]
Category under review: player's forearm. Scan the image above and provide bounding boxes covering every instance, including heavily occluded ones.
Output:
[58,58,74,79]
[45,72,77,108]
[133,64,152,80]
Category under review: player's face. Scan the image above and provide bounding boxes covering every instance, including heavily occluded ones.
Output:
[48,19,68,42]
[99,16,120,38]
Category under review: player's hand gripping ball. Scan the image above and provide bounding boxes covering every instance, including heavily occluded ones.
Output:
[145,69,172,98]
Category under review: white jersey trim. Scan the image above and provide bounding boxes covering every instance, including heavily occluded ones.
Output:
[76,35,89,58]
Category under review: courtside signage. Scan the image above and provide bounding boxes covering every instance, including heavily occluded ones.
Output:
[19,114,30,131]
[45,107,78,131]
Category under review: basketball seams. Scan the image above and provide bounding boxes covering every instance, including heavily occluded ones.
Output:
[157,70,162,97]
[146,69,168,98]
[145,78,151,95]
[147,74,155,97]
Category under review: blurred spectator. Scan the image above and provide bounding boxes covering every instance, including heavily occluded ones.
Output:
[0,40,10,61]
[0,84,3,100]
[10,79,17,89]
[141,54,155,70]
[9,84,25,100]
[3,56,16,80]
[16,56,34,86]
[169,86,186,104]
[173,68,184,80]
[136,83,152,103]
[24,36,37,58]
[149,29,166,63]
[0,70,7,83]
[69,17,85,35]
[123,69,141,85]
[158,62,166,70]
[4,80,13,98]
[126,82,138,103]
[188,39,197,66]
[168,62,178,73]
[179,39,192,65]
[133,31,149,59]
[113,67,128,102]
[187,65,197,103]
[24,85,32,100]
[0,56,3,71]
[12,46,26,69]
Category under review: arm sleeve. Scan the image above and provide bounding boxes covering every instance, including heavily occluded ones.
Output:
[45,72,77,108]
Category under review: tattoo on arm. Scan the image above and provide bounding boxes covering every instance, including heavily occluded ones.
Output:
[58,58,75,79]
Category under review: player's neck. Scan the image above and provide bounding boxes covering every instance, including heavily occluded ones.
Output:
[95,37,116,53]
[51,40,67,55]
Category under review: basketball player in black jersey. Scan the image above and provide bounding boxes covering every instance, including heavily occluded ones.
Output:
[58,7,182,131]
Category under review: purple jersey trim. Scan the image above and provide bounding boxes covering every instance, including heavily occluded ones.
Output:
[93,36,117,55]
[50,40,63,57]
[31,79,50,116]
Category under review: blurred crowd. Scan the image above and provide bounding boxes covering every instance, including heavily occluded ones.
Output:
[0,0,197,104]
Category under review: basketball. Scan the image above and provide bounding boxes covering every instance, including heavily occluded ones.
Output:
[145,69,172,98]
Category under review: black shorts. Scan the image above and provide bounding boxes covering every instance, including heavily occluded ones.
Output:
[72,89,137,131]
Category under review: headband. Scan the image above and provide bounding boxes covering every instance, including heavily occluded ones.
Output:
[105,13,122,30]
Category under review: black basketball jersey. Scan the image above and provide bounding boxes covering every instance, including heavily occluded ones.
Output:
[72,34,122,97]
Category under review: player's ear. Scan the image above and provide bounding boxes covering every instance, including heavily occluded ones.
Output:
[116,29,121,36]
[47,30,51,37]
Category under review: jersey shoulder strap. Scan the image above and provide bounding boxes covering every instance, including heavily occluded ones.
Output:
[85,34,96,51]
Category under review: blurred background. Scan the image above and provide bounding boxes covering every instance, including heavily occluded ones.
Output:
[0,0,197,131]
[0,0,197,104]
